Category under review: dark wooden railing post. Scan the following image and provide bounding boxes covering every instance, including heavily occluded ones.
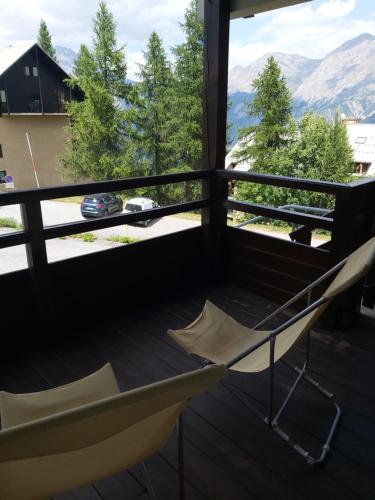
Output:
[201,0,230,279]
[329,180,375,326]
[21,199,51,322]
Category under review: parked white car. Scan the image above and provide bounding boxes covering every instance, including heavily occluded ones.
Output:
[124,197,159,226]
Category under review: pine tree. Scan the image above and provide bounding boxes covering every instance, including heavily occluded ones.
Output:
[38,19,57,62]
[235,56,293,173]
[62,1,136,182]
[136,32,173,203]
[292,111,355,207]
[167,0,204,172]
[327,112,355,181]
[234,56,295,208]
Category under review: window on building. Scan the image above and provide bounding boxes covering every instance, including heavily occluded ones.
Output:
[355,162,371,175]
[32,66,38,77]
[0,171,6,183]
[0,90,6,102]
[355,136,367,144]
[24,66,30,76]
[0,145,3,158]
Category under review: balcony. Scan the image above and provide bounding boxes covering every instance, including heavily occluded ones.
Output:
[0,167,374,499]
[0,1,374,498]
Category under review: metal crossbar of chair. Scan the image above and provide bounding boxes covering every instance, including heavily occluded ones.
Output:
[225,284,341,465]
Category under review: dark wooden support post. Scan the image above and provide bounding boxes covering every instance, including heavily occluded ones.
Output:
[35,45,44,114]
[21,200,51,328]
[201,0,230,280]
[328,181,375,327]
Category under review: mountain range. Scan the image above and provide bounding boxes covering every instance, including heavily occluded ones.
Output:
[55,33,375,143]
[228,33,375,142]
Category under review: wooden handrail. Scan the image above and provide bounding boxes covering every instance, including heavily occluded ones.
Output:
[0,169,212,206]
[225,200,333,230]
[218,169,349,195]
[44,199,209,240]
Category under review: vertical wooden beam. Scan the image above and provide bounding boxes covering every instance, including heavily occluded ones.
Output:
[21,199,51,325]
[201,0,230,279]
[35,45,44,114]
[328,181,375,327]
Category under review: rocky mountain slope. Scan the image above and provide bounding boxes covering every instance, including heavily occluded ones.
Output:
[55,46,77,75]
[228,33,375,142]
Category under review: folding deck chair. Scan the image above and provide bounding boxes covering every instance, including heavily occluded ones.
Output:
[0,362,226,500]
[168,237,375,465]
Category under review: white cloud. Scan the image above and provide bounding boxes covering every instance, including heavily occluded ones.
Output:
[0,0,190,79]
[229,0,375,68]
[229,41,280,68]
[316,0,356,18]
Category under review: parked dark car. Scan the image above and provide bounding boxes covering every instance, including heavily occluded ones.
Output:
[80,193,123,218]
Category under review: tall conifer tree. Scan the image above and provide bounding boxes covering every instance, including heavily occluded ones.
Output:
[137,32,172,202]
[167,0,204,171]
[38,19,57,61]
[235,56,293,173]
[62,1,135,181]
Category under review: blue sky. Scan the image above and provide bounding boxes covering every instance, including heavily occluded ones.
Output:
[0,1,374,78]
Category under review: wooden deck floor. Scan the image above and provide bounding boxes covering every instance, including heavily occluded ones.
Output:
[1,283,375,500]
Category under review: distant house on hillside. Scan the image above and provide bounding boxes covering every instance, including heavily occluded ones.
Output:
[345,122,375,176]
[0,43,82,189]
[225,135,253,171]
[226,121,375,177]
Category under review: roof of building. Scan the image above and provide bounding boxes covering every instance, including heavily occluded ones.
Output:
[346,123,375,168]
[0,43,69,77]
[225,136,253,171]
[0,44,33,76]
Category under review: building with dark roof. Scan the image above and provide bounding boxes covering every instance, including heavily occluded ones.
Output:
[0,43,82,189]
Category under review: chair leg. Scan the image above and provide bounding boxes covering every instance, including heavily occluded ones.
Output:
[177,414,185,500]
[219,363,340,466]
[272,360,341,465]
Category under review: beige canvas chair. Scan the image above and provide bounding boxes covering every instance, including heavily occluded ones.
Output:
[0,362,226,500]
[168,237,375,465]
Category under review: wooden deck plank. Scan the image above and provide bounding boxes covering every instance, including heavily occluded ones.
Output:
[0,283,374,500]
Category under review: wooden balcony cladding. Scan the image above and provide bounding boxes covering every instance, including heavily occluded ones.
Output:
[225,227,330,306]
[2,226,210,346]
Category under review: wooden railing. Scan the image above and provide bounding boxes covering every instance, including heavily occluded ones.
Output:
[218,170,375,323]
[1,168,374,333]
[0,169,211,254]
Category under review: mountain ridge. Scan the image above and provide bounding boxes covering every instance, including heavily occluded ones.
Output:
[53,33,375,143]
[228,33,375,142]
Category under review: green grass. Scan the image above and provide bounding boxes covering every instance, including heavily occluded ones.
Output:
[70,232,97,242]
[173,211,201,221]
[0,217,23,230]
[105,234,139,244]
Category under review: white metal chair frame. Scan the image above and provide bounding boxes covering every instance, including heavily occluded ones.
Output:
[221,259,350,465]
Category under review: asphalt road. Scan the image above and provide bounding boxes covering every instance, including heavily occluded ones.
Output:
[0,200,200,274]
